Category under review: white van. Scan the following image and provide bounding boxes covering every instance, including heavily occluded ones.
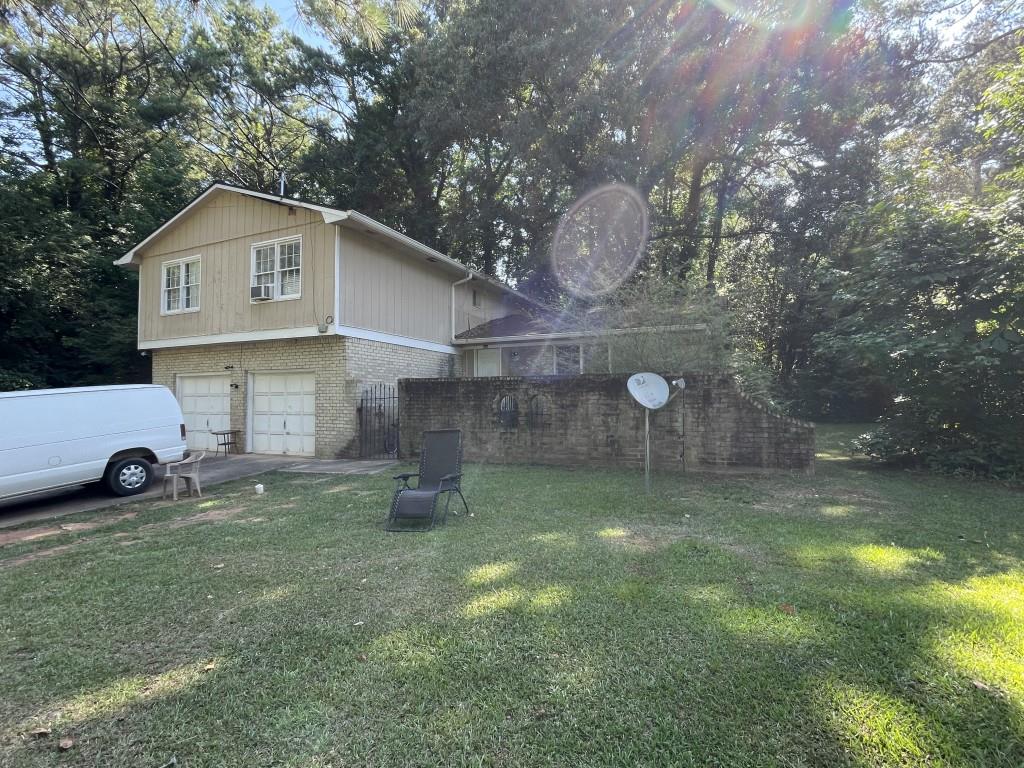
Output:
[0,385,187,501]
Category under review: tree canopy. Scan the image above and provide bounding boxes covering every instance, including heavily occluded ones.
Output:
[1,0,1021,476]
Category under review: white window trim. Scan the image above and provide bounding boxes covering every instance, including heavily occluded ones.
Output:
[250,234,303,303]
[160,255,201,316]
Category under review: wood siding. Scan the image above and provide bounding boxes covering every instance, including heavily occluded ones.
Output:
[138,190,334,343]
[339,229,448,343]
[452,279,512,337]
[137,188,528,347]
[339,229,515,345]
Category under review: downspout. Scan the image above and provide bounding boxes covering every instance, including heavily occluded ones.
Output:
[451,271,473,344]
[333,224,342,333]
[452,271,474,376]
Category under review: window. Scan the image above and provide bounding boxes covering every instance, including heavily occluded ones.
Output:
[251,237,302,301]
[161,256,201,314]
[472,289,480,308]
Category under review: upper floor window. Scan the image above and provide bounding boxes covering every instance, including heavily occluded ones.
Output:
[472,289,480,307]
[251,236,302,301]
[162,256,200,315]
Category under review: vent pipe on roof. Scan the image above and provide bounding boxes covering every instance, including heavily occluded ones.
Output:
[278,170,287,197]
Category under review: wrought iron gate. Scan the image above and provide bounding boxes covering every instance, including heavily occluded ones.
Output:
[357,383,399,458]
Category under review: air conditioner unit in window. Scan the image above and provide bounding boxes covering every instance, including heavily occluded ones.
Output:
[251,285,273,302]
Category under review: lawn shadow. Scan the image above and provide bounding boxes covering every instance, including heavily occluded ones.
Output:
[2,461,1022,766]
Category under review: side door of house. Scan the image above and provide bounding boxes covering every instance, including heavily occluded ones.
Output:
[475,349,500,377]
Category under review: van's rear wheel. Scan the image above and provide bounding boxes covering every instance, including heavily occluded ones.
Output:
[106,457,153,496]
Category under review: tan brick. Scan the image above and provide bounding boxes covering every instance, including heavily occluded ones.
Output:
[152,335,456,459]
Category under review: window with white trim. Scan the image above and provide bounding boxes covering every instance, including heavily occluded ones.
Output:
[162,256,201,314]
[251,237,302,300]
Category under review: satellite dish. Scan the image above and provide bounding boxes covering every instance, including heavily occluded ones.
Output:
[627,373,670,410]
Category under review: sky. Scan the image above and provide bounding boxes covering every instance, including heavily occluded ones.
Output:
[257,0,332,48]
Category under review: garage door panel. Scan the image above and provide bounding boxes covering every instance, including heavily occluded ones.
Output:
[250,372,315,457]
[177,375,231,453]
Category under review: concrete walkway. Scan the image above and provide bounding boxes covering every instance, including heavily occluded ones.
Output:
[282,459,397,475]
[0,454,395,529]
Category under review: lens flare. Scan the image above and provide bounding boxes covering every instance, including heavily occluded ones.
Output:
[705,0,816,31]
[552,183,649,298]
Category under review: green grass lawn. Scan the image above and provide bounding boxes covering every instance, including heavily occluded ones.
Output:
[1,426,1022,767]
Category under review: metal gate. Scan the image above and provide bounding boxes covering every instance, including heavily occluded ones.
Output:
[357,383,399,458]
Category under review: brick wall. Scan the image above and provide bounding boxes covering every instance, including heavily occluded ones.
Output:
[152,334,455,459]
[337,337,454,456]
[398,373,815,473]
[152,336,347,458]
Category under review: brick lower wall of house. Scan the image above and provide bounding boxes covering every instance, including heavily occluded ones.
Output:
[153,334,457,459]
[336,337,455,457]
[152,336,346,458]
[398,373,815,473]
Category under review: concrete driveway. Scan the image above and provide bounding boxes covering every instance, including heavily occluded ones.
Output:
[0,454,303,529]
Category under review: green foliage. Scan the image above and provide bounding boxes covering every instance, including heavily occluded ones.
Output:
[0,0,1020,478]
[840,195,1024,478]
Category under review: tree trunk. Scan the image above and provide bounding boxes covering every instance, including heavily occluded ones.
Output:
[705,166,731,290]
[677,155,709,278]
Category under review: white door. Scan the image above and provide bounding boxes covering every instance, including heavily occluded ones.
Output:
[178,375,231,452]
[475,349,500,376]
[251,372,316,456]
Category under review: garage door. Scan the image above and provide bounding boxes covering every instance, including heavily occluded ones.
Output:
[251,372,316,456]
[178,375,231,452]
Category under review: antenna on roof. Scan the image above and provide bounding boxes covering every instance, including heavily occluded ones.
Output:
[278,170,287,197]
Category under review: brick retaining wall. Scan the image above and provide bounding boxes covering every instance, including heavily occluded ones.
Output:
[398,373,814,473]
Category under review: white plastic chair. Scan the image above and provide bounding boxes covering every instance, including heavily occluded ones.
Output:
[162,452,205,501]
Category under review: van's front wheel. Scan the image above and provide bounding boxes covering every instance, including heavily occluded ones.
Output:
[106,457,153,496]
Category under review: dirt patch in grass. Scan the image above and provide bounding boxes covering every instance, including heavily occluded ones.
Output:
[0,512,138,547]
[2,507,258,568]
[141,506,247,530]
[2,539,96,568]
[323,484,354,494]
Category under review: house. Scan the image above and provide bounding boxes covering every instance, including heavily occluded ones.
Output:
[118,182,705,459]
[454,312,708,377]
[116,182,539,458]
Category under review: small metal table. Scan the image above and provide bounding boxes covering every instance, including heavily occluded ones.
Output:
[211,429,241,457]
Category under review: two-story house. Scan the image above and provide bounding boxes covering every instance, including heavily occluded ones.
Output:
[116,182,535,458]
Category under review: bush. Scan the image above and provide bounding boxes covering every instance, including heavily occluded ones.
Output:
[840,196,1024,478]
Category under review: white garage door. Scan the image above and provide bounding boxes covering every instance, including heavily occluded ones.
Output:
[251,372,316,456]
[178,375,231,452]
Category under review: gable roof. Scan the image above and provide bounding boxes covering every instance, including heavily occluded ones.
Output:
[115,182,544,310]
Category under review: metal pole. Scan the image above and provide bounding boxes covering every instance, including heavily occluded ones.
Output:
[643,409,651,493]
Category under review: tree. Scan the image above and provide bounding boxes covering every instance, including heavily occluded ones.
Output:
[836,193,1024,477]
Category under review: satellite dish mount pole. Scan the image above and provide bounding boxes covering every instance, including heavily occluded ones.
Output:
[626,373,685,495]
[644,408,651,494]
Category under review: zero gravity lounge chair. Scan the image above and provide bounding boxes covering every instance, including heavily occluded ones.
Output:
[387,429,469,531]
